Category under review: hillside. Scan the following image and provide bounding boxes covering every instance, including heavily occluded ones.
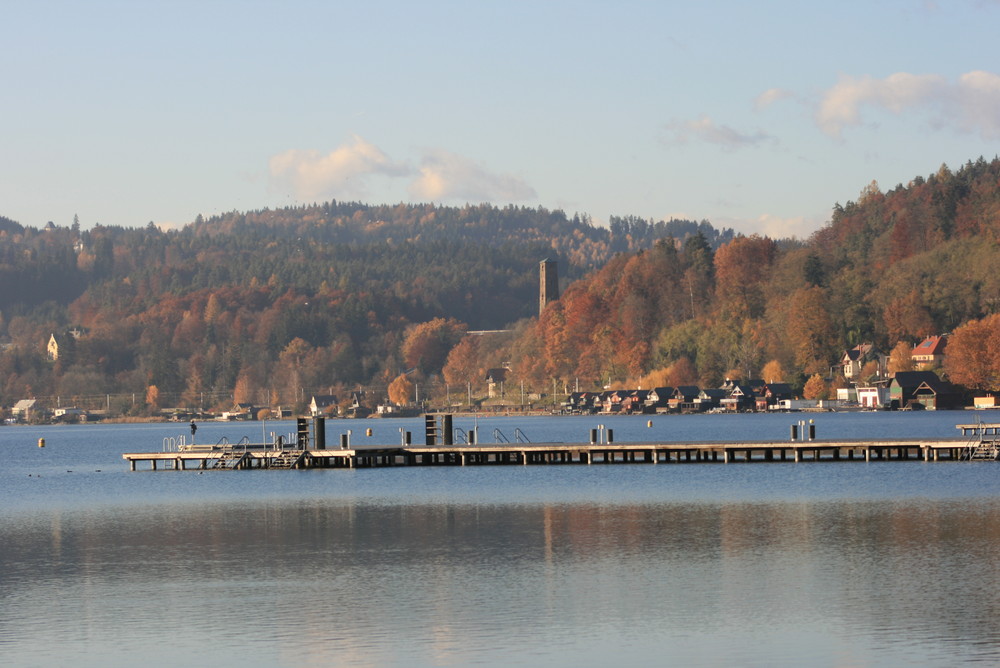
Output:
[456,157,1000,394]
[0,203,727,410]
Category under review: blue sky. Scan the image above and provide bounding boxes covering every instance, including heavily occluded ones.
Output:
[4,0,1000,238]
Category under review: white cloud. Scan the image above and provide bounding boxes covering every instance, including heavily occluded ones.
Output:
[664,115,773,150]
[268,136,411,200]
[408,150,537,202]
[816,70,1000,138]
[754,87,794,110]
[717,213,825,240]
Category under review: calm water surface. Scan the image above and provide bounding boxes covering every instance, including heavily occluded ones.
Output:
[2,412,1000,667]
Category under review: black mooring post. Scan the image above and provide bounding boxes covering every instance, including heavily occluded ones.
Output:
[313,416,326,450]
[443,414,453,445]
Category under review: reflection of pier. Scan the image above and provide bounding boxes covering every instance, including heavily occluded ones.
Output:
[123,418,1000,470]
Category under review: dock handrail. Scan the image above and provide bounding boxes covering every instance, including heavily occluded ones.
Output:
[493,428,510,443]
[514,428,531,443]
[454,427,470,444]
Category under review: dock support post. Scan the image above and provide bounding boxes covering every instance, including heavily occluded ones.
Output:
[129,459,136,472]
[723,449,730,464]
[794,449,801,463]
[865,448,871,462]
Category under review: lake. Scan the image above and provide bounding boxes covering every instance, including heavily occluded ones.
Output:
[2,412,1000,667]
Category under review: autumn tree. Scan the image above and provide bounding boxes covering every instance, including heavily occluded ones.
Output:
[787,286,836,375]
[803,373,828,400]
[887,341,914,374]
[233,373,254,405]
[388,374,414,405]
[945,314,1000,390]
[402,318,467,376]
[761,359,786,383]
[145,384,160,409]
[713,235,776,320]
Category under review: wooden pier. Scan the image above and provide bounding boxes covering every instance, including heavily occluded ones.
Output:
[122,419,1000,471]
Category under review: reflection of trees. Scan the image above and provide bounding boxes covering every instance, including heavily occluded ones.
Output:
[4,498,1000,664]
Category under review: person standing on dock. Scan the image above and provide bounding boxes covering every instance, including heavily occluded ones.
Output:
[190,420,197,444]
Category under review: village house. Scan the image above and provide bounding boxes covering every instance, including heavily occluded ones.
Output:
[757,383,793,411]
[857,385,890,409]
[911,335,947,370]
[309,394,338,417]
[12,399,37,422]
[347,391,371,418]
[601,389,630,413]
[645,387,674,413]
[889,370,960,410]
[695,388,726,411]
[720,383,756,412]
[619,389,649,414]
[669,386,700,412]
[841,343,887,380]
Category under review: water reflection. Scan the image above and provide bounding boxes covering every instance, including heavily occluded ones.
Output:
[3,496,1000,667]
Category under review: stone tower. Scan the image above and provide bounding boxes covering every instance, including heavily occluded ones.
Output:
[539,258,559,314]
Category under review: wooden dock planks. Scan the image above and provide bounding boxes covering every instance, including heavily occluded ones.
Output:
[123,436,977,471]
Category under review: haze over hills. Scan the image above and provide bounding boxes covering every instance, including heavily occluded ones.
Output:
[2,156,999,412]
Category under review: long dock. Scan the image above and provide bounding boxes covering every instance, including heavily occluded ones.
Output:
[123,423,1000,471]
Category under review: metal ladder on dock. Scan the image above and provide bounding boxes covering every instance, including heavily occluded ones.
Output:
[212,451,247,469]
[968,439,1000,461]
[268,451,305,469]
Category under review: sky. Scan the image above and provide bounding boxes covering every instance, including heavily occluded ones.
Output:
[4,0,1000,239]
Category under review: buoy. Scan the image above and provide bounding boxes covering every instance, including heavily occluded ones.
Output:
[647,420,652,428]
[366,428,372,437]
[38,438,45,448]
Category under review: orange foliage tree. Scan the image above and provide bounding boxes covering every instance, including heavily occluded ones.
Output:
[713,235,777,320]
[887,341,914,374]
[945,314,1000,390]
[787,286,836,375]
[802,373,828,400]
[402,318,467,375]
[388,374,414,405]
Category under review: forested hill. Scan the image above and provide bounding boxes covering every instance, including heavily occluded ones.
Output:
[0,202,730,407]
[452,156,1000,393]
[190,202,733,266]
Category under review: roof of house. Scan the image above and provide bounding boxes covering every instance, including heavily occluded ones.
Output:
[912,335,947,356]
[890,370,942,389]
[310,394,338,406]
[842,343,876,362]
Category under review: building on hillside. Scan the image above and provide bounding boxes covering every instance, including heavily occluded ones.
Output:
[47,333,59,361]
[841,343,887,380]
[539,258,559,314]
[912,335,947,370]
[12,399,37,421]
